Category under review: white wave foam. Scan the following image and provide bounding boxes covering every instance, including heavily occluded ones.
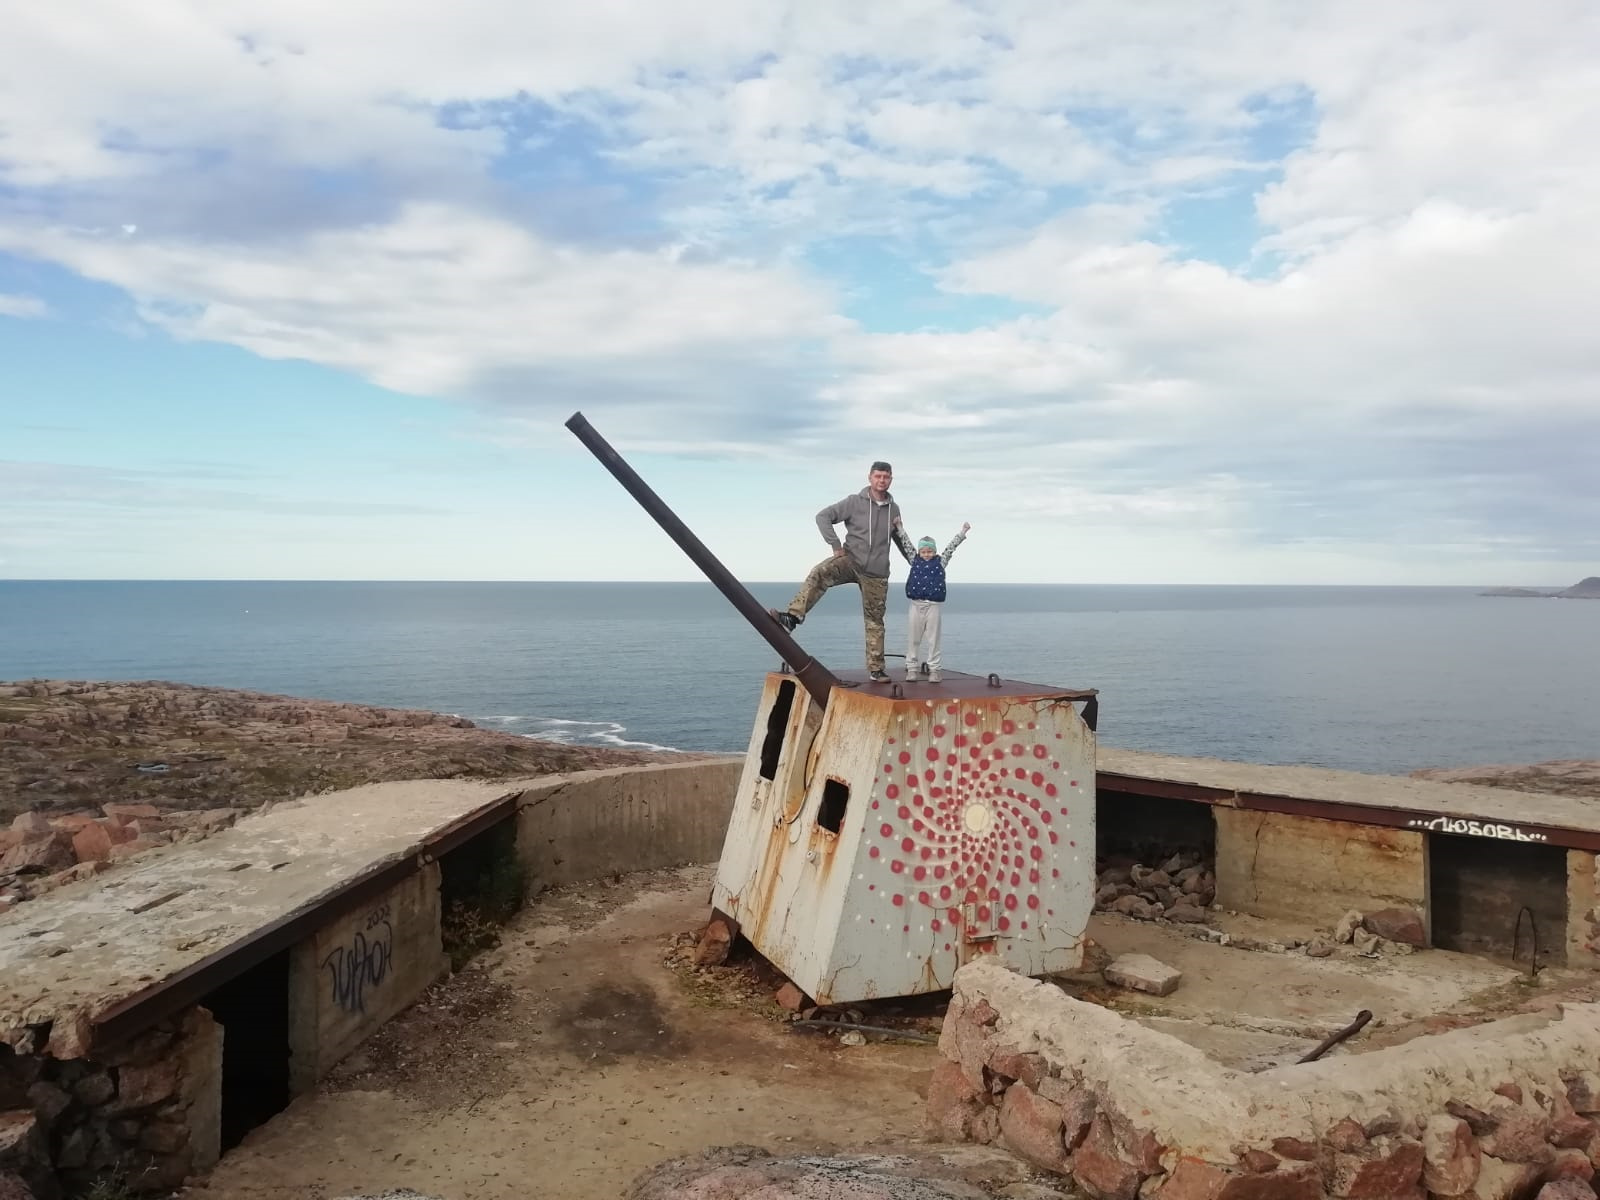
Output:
[479,713,683,753]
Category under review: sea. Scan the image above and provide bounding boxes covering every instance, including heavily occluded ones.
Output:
[0,581,1596,774]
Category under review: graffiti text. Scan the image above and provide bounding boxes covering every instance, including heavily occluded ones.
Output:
[1407,816,1548,843]
[323,908,394,1014]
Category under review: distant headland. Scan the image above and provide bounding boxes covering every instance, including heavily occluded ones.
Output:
[1481,575,1600,599]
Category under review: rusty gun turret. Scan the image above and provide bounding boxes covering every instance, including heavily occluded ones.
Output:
[564,411,842,710]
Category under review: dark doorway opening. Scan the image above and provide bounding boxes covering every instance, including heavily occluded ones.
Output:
[760,680,797,781]
[1430,833,1567,968]
[439,818,524,970]
[200,950,290,1151]
[817,779,850,834]
[1096,789,1216,865]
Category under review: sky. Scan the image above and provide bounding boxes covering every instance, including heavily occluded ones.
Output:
[2,1,1597,585]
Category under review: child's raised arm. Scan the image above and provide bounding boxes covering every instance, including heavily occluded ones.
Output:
[941,522,970,565]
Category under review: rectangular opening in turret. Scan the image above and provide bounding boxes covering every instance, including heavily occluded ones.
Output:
[817,778,850,834]
[760,679,797,781]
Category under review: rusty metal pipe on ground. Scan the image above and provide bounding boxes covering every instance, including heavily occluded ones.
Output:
[564,411,842,711]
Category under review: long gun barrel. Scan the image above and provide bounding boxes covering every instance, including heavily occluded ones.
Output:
[565,412,842,711]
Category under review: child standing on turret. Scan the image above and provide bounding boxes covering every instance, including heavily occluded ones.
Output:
[902,522,970,684]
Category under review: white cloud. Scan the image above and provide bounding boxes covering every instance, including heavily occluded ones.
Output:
[2,1,1598,579]
[0,292,48,319]
[0,204,842,441]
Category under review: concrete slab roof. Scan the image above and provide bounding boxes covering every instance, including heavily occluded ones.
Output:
[1100,747,1600,848]
[0,776,531,1045]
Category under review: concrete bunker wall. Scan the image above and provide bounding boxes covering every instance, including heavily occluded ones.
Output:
[931,960,1600,1200]
[287,863,448,1093]
[1106,785,1600,970]
[1213,807,1426,929]
[514,758,743,888]
[1,757,741,1196]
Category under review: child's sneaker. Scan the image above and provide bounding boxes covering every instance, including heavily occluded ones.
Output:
[927,670,942,683]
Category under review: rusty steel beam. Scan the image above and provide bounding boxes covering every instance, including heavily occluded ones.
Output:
[565,411,841,710]
[1096,773,1236,804]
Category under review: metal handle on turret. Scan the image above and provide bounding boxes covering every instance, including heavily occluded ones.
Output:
[564,412,842,711]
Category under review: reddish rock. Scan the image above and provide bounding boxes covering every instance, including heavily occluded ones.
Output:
[926,1059,984,1138]
[0,1112,43,1166]
[48,814,95,832]
[1567,1075,1600,1116]
[1484,1103,1556,1165]
[1547,1149,1596,1183]
[0,1169,34,1200]
[987,1046,1048,1090]
[9,812,50,835]
[70,820,115,864]
[1424,1115,1482,1195]
[1158,1159,1322,1200]
[1498,1084,1527,1104]
[1462,1156,1543,1200]
[44,1008,92,1058]
[1364,1113,1403,1139]
[1271,1137,1319,1162]
[1450,1101,1498,1136]
[110,1061,179,1111]
[0,832,20,855]
[968,998,998,1026]
[693,916,734,966]
[108,839,164,861]
[1327,1118,1369,1152]
[952,1010,994,1090]
[1328,1136,1424,1199]
[0,832,74,875]
[101,803,161,825]
[1554,1117,1599,1150]
[1101,1107,1166,1175]
[1237,1149,1279,1174]
[1037,1078,1095,1150]
[999,1084,1069,1173]
[774,983,806,1012]
[1537,1180,1597,1200]
[1073,1116,1144,1200]
[1362,907,1426,947]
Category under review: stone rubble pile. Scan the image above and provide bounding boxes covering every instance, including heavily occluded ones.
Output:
[932,975,1600,1200]
[1092,852,1215,925]
[0,804,239,913]
[0,1009,215,1199]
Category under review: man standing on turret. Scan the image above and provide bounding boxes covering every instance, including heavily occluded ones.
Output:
[770,461,916,683]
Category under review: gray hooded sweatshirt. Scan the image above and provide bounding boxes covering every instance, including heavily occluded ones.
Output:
[816,489,914,579]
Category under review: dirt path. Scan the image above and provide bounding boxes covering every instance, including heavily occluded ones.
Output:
[193,867,938,1200]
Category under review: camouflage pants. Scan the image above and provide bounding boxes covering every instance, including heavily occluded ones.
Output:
[787,554,889,673]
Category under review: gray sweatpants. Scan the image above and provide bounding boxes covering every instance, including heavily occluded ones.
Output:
[906,599,944,675]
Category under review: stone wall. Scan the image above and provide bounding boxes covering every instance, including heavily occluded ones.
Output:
[1568,852,1600,971]
[514,759,742,889]
[1213,807,1426,930]
[0,1006,220,1198]
[930,961,1600,1200]
[287,863,449,1094]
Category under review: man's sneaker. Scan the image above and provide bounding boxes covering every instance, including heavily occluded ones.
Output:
[768,608,800,632]
[868,669,891,683]
[927,670,942,683]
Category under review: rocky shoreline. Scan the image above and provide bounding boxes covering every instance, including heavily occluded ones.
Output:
[0,679,687,911]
